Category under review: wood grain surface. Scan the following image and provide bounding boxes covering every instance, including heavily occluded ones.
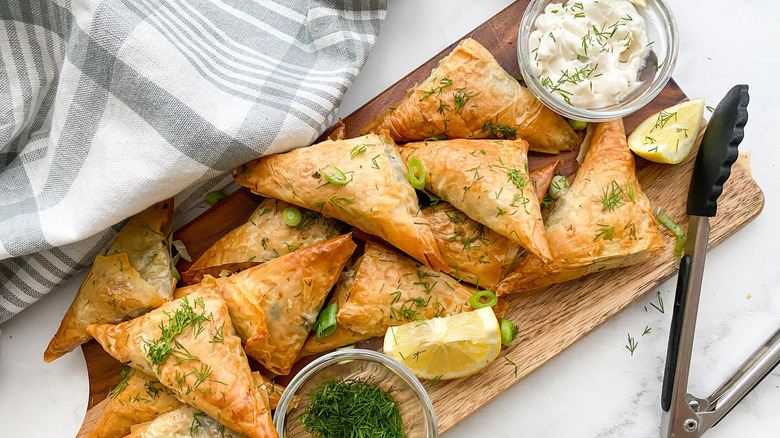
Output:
[76,1,764,436]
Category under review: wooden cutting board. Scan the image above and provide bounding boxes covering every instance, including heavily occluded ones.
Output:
[77,1,764,435]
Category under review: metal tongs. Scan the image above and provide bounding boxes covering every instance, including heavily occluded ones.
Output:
[661,85,780,437]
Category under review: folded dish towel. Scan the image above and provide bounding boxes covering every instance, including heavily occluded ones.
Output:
[0,0,387,323]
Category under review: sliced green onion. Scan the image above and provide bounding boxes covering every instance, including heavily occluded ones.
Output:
[336,344,355,351]
[469,290,498,309]
[205,190,227,206]
[656,209,687,259]
[171,264,181,282]
[315,302,338,338]
[322,166,348,185]
[282,207,302,227]
[567,119,587,130]
[500,319,519,347]
[408,156,425,190]
[548,175,569,200]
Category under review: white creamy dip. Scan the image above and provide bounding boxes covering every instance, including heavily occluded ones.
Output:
[529,0,649,108]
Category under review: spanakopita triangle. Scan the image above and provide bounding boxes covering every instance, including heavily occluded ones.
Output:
[301,240,508,356]
[361,38,579,154]
[87,288,277,438]
[496,120,667,295]
[183,197,345,283]
[176,234,356,375]
[45,199,175,362]
[234,132,448,272]
[399,138,551,262]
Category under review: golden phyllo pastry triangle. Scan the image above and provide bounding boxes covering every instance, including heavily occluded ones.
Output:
[422,202,521,288]
[183,198,345,283]
[175,234,356,375]
[361,38,578,153]
[89,368,284,438]
[234,133,448,272]
[496,120,667,295]
[87,289,277,438]
[125,405,246,438]
[87,367,180,438]
[45,199,175,362]
[399,139,551,262]
[301,240,510,356]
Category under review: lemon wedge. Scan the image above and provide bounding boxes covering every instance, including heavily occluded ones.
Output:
[628,98,705,164]
[383,307,502,380]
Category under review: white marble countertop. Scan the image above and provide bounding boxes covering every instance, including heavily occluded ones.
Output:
[1,0,778,437]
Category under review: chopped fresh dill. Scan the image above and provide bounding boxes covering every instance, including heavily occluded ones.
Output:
[650,291,665,313]
[651,110,678,132]
[481,121,517,139]
[626,333,638,356]
[144,296,211,369]
[625,179,636,203]
[642,326,652,336]
[301,378,407,438]
[108,367,132,399]
[350,144,369,159]
[594,224,615,241]
[600,180,625,211]
[419,77,453,101]
[504,357,518,378]
[329,197,357,214]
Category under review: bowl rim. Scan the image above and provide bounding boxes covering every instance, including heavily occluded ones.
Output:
[273,349,438,437]
[517,0,680,122]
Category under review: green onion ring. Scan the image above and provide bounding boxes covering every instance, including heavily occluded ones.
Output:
[567,119,587,131]
[408,156,425,190]
[469,290,498,309]
[282,207,302,227]
[656,209,687,259]
[500,319,519,347]
[315,302,338,338]
[322,166,348,185]
[204,190,227,206]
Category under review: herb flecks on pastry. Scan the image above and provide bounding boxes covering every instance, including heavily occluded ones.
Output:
[399,139,551,262]
[361,38,578,154]
[496,120,667,295]
[234,133,448,272]
[183,198,345,283]
[87,289,277,438]
[300,241,510,356]
[45,199,175,362]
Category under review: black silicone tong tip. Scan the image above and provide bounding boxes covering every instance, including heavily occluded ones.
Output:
[687,85,749,218]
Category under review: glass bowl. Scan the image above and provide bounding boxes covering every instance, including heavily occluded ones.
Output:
[274,349,437,438]
[517,0,679,122]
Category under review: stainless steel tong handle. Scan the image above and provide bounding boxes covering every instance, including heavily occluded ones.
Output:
[658,85,780,437]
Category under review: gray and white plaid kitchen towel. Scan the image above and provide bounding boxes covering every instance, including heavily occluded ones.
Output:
[0,0,387,323]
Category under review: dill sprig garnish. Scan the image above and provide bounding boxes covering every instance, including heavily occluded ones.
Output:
[481,121,517,139]
[350,144,369,159]
[600,180,626,211]
[144,296,211,369]
[452,88,480,112]
[301,378,407,438]
[419,77,453,101]
[651,110,678,132]
[594,224,615,241]
[504,167,528,190]
[108,367,132,399]
[626,333,638,356]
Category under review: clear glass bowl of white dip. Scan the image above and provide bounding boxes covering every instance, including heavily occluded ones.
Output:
[518,0,678,122]
[274,349,438,438]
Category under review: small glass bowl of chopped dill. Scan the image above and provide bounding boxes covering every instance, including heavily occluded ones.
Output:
[274,349,437,438]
